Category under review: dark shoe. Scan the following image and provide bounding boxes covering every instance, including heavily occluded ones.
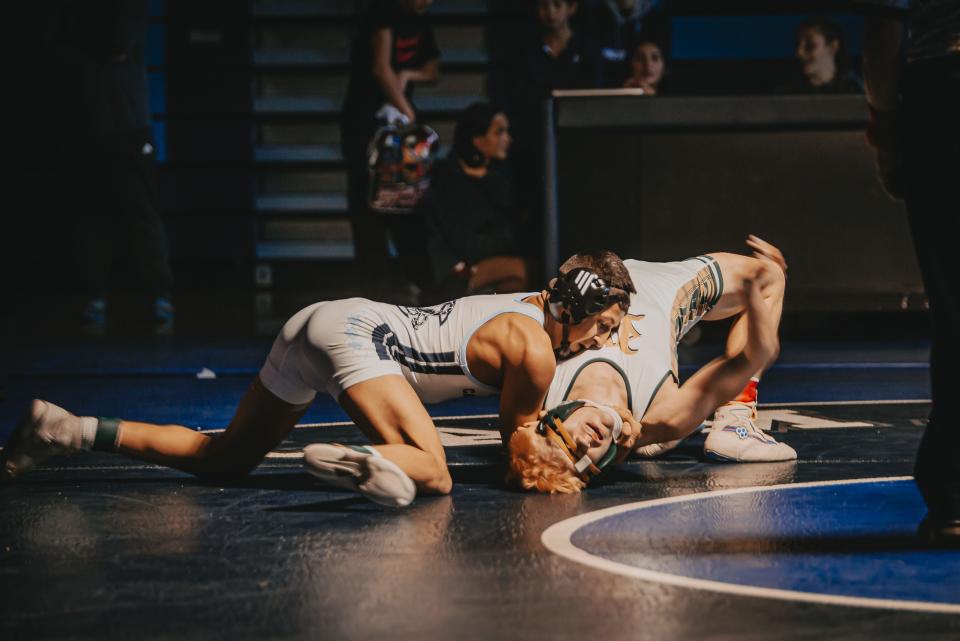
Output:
[918,512,960,547]
[917,484,960,547]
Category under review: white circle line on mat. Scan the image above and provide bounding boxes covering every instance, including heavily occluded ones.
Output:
[541,476,960,615]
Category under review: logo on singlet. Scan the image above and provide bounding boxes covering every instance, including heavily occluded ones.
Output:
[605,313,646,354]
[398,301,456,330]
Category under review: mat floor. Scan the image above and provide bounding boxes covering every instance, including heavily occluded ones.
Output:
[1,339,958,640]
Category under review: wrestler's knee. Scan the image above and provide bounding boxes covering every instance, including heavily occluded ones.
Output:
[192,436,259,482]
[422,456,453,495]
[750,256,785,297]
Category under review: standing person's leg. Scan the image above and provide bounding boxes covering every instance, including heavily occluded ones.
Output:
[388,213,433,294]
[903,59,960,541]
[342,120,391,286]
[119,128,174,300]
[112,128,175,332]
[69,140,113,322]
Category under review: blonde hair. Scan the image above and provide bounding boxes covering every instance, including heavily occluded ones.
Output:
[505,429,586,494]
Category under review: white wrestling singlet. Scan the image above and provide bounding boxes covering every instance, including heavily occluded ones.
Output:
[545,256,723,418]
[259,293,544,404]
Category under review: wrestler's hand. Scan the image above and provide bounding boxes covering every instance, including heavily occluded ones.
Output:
[515,411,547,434]
[613,407,641,463]
[746,234,788,278]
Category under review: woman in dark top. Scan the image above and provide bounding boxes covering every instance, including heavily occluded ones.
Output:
[780,16,863,93]
[419,102,529,301]
[622,37,668,94]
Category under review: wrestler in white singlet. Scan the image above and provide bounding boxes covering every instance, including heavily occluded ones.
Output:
[260,293,544,405]
[545,257,723,418]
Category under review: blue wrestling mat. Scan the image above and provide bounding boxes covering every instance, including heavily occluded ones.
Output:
[543,478,960,613]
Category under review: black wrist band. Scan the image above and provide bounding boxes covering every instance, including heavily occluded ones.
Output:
[94,417,122,452]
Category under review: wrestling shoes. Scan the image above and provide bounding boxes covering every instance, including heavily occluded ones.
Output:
[303,443,416,508]
[703,402,797,463]
[1,400,93,480]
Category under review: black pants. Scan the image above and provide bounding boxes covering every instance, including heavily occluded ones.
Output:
[61,129,173,298]
[341,118,393,277]
[903,56,960,516]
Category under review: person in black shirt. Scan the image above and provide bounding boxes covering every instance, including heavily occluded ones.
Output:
[341,0,440,290]
[585,0,664,88]
[779,16,864,94]
[494,0,598,257]
[622,37,667,94]
[526,0,598,94]
[419,102,528,301]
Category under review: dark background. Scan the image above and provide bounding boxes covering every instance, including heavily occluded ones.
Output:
[3,0,925,341]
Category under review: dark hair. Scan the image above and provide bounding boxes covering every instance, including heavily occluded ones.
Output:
[452,102,499,168]
[796,16,850,75]
[629,8,671,58]
[558,250,636,312]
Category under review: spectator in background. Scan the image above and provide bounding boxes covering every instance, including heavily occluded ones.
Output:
[493,0,599,260]
[622,37,668,94]
[586,0,665,87]
[527,0,597,91]
[418,102,529,301]
[340,0,439,295]
[51,0,175,334]
[781,16,864,93]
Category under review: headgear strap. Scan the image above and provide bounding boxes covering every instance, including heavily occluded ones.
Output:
[547,268,629,359]
[536,400,622,483]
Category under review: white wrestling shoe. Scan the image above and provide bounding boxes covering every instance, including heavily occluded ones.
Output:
[2,400,92,479]
[703,406,797,463]
[303,444,416,508]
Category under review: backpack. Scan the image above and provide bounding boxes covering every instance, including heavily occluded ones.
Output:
[367,121,440,214]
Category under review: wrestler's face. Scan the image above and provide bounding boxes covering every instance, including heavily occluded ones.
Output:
[517,405,617,466]
[402,0,432,14]
[472,113,512,161]
[795,27,838,81]
[561,304,625,357]
[538,0,576,33]
[630,42,664,88]
[560,405,618,463]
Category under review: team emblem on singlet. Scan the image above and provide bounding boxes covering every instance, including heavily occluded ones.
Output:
[398,301,456,330]
[671,265,720,346]
[605,313,646,354]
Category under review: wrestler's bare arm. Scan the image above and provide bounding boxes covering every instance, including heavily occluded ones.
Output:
[468,314,556,443]
[628,278,779,451]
